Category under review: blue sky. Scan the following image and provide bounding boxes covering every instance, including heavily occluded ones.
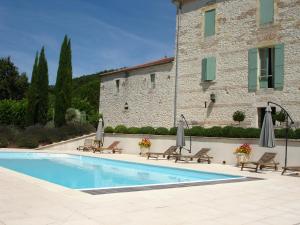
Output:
[0,0,176,84]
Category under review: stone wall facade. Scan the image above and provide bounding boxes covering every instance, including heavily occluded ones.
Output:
[176,0,300,128]
[99,0,300,129]
[99,60,175,128]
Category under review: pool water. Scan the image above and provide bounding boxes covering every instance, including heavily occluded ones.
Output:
[0,152,243,190]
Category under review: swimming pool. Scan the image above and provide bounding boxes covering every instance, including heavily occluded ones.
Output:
[0,152,244,190]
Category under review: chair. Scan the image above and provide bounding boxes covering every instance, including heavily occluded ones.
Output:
[241,152,279,172]
[281,166,300,175]
[93,141,122,154]
[146,146,178,160]
[175,148,212,163]
[77,139,94,151]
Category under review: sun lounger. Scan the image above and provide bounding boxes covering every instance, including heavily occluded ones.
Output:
[281,166,300,175]
[146,146,178,160]
[93,141,122,154]
[77,139,94,151]
[175,148,212,163]
[241,152,279,172]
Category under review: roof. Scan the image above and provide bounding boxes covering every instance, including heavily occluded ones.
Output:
[100,57,174,77]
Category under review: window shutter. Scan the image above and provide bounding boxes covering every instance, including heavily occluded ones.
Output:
[260,0,274,25]
[248,48,258,92]
[259,48,268,89]
[207,57,216,81]
[205,9,216,37]
[202,58,207,81]
[202,57,216,81]
[274,44,284,90]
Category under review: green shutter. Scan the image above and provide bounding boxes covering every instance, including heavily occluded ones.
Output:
[202,57,216,81]
[259,48,268,89]
[202,58,207,81]
[207,57,216,80]
[248,48,258,92]
[274,44,284,90]
[205,9,216,37]
[260,0,274,25]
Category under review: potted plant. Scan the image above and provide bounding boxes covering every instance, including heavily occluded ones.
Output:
[138,138,151,156]
[233,111,246,126]
[234,144,252,166]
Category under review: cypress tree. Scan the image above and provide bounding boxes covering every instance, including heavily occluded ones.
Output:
[54,35,72,127]
[26,52,39,125]
[36,47,49,125]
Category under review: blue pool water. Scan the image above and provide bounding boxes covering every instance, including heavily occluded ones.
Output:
[0,152,243,190]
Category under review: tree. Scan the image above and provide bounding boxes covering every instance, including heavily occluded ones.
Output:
[54,35,72,127]
[0,57,28,100]
[36,47,49,125]
[233,111,245,125]
[26,52,39,125]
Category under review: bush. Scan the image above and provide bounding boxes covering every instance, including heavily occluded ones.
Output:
[295,129,300,139]
[0,99,27,127]
[16,136,39,148]
[243,128,261,138]
[275,111,286,123]
[127,127,141,134]
[0,137,8,148]
[155,127,169,135]
[169,127,177,135]
[233,111,245,124]
[140,126,155,134]
[204,126,223,137]
[274,128,295,139]
[0,125,19,142]
[189,126,205,136]
[65,108,81,123]
[114,125,128,134]
[104,126,114,133]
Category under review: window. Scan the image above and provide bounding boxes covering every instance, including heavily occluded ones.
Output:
[150,73,156,89]
[115,79,120,93]
[202,57,216,81]
[260,0,274,25]
[259,47,275,88]
[204,9,216,37]
[248,44,284,92]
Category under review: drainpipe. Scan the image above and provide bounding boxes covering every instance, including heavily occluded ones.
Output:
[173,0,182,127]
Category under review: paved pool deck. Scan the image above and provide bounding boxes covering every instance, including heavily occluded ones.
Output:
[0,149,299,225]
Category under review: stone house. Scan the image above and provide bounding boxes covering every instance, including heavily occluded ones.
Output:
[99,0,300,128]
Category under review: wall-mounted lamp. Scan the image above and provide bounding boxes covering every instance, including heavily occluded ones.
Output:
[210,93,216,103]
[124,102,129,110]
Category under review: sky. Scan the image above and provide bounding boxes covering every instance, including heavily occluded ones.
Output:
[0,0,176,84]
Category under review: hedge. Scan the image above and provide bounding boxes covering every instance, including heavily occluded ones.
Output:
[0,122,95,149]
[103,125,300,139]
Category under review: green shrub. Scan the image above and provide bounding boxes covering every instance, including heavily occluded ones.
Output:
[140,126,155,134]
[114,125,128,133]
[65,108,81,123]
[0,99,27,127]
[0,125,19,142]
[295,129,300,139]
[0,137,8,148]
[87,112,101,128]
[189,126,205,136]
[233,111,245,124]
[275,111,286,123]
[155,127,169,135]
[127,127,141,134]
[204,126,223,137]
[104,126,114,133]
[169,127,177,135]
[243,128,261,138]
[16,136,39,148]
[275,128,295,139]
